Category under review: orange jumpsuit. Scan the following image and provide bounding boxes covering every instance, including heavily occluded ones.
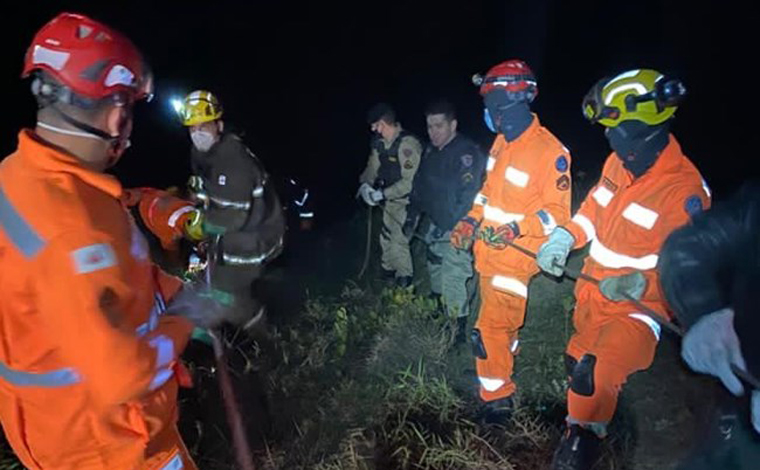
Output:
[467,116,572,402]
[562,135,711,429]
[0,131,197,469]
[123,187,200,251]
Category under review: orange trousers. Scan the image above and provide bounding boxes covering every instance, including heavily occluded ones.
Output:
[565,282,659,428]
[143,425,197,470]
[474,274,532,402]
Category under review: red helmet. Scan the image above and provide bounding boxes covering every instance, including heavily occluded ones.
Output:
[475,59,537,102]
[22,13,153,104]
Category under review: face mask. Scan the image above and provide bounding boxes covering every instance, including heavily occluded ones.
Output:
[606,120,670,178]
[191,130,217,152]
[484,90,533,141]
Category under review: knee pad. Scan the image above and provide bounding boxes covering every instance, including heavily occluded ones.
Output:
[471,328,487,359]
[570,354,597,397]
[564,353,578,378]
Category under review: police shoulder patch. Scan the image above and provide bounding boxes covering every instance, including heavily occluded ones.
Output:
[555,155,569,173]
[556,174,570,191]
[461,154,473,167]
[684,195,703,216]
[71,243,117,274]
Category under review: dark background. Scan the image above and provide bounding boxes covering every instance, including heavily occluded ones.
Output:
[1,1,757,225]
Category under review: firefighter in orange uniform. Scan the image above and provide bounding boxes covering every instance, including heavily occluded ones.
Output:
[0,13,228,469]
[124,187,204,252]
[536,69,712,470]
[450,59,572,422]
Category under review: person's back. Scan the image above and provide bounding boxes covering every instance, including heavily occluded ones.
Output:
[0,12,224,469]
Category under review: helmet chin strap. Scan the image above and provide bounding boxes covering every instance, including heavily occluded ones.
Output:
[37,121,105,141]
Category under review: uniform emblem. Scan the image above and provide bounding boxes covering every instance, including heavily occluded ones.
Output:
[555,155,568,172]
[462,172,473,183]
[684,195,703,215]
[404,160,414,170]
[602,177,618,192]
[71,243,117,274]
[403,148,413,158]
[556,174,570,191]
[461,154,474,167]
[218,174,227,185]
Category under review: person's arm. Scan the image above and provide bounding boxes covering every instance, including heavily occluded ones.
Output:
[383,137,422,200]
[516,150,572,238]
[35,231,193,408]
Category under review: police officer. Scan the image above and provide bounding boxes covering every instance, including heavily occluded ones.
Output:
[358,103,423,287]
[405,100,487,341]
[179,90,286,325]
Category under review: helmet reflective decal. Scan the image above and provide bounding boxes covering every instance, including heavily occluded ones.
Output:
[32,45,70,71]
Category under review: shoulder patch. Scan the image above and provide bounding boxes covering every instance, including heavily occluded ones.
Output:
[461,154,474,167]
[555,155,569,172]
[71,243,117,274]
[404,159,414,170]
[556,174,570,191]
[684,195,703,216]
[403,148,413,158]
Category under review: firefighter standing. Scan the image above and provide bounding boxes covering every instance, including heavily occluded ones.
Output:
[536,69,712,470]
[405,99,487,341]
[0,13,229,469]
[179,90,286,325]
[358,103,423,288]
[450,59,573,422]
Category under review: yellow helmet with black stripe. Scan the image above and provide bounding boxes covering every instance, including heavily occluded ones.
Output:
[582,69,686,127]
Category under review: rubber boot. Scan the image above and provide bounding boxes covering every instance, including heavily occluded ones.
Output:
[551,424,602,470]
[482,396,514,426]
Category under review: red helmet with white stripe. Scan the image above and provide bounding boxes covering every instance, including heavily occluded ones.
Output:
[22,12,153,105]
[474,59,537,102]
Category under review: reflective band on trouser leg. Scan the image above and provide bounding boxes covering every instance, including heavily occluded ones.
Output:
[0,362,80,387]
[491,275,528,298]
[475,276,529,401]
[589,238,658,270]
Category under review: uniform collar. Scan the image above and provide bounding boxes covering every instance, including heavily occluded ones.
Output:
[17,129,123,199]
[494,114,540,151]
[616,134,683,184]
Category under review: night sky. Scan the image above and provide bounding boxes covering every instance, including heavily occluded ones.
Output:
[1,1,757,224]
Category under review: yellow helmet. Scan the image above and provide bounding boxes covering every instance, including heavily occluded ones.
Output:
[582,69,686,127]
[179,90,223,126]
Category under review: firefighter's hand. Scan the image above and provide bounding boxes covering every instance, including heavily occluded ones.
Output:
[450,216,479,251]
[682,308,747,396]
[480,222,520,249]
[599,271,647,302]
[164,283,232,329]
[536,227,575,276]
[183,210,206,242]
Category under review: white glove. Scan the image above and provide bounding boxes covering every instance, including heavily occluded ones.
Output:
[536,227,575,276]
[368,188,384,204]
[752,391,760,434]
[681,307,747,396]
[357,183,376,206]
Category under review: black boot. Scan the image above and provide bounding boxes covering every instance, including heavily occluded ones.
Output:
[454,316,468,345]
[395,276,413,288]
[551,424,602,470]
[482,396,514,426]
[380,268,395,282]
